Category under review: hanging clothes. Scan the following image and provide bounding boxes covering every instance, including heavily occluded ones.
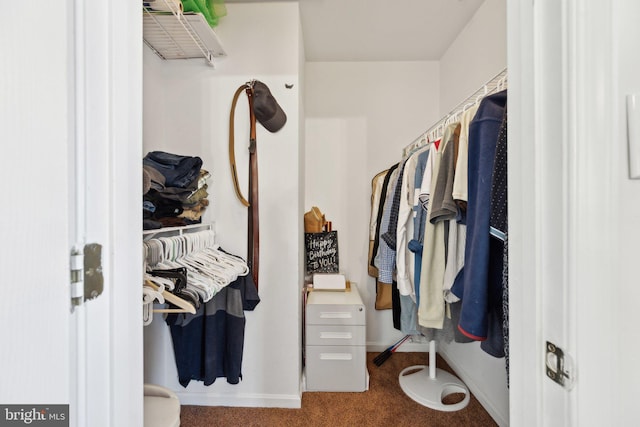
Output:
[368,168,392,278]
[406,145,431,301]
[490,109,510,376]
[451,90,507,358]
[377,69,509,358]
[418,124,456,330]
[452,104,480,217]
[414,143,436,308]
[395,150,419,295]
[378,161,406,329]
[396,145,430,334]
[166,269,260,387]
[370,163,399,310]
[430,123,462,302]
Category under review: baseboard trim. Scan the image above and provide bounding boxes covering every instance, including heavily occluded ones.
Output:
[176,392,302,409]
[366,340,430,353]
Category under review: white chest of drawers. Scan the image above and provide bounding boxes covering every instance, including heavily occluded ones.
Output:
[304,283,368,392]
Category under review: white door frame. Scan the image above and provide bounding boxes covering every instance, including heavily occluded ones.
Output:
[506,0,542,424]
[103,0,145,423]
[77,0,144,425]
[508,0,616,425]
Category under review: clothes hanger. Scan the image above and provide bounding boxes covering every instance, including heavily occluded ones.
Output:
[145,280,196,314]
[161,257,217,302]
[144,229,249,306]
[143,284,165,325]
[179,253,230,291]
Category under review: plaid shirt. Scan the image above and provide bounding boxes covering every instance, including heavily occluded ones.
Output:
[377,161,405,283]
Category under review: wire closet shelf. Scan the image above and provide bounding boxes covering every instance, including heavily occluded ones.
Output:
[402,68,508,159]
[143,0,226,66]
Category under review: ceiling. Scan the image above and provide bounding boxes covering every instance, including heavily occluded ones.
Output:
[224,0,485,62]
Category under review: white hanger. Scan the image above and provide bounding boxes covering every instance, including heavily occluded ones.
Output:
[142,284,165,325]
[145,280,196,314]
[143,229,249,309]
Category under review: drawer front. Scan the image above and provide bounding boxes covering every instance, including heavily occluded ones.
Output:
[305,345,367,392]
[306,325,365,346]
[306,303,365,326]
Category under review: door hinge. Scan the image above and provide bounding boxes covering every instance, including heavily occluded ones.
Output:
[70,243,104,310]
[545,341,575,390]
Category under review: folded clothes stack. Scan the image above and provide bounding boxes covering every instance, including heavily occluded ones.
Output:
[142,151,211,230]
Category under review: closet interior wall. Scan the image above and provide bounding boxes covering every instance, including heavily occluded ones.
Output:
[143,2,305,408]
[436,1,508,425]
[304,0,508,425]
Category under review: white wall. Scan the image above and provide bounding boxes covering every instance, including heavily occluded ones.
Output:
[304,61,439,349]
[143,2,304,408]
[611,1,640,421]
[436,0,509,425]
[439,0,507,112]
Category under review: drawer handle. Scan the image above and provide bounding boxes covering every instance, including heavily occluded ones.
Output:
[319,312,352,319]
[319,353,353,361]
[320,332,352,340]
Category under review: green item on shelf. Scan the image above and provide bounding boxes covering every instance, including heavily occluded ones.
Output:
[210,0,227,19]
[181,0,225,28]
[180,0,201,14]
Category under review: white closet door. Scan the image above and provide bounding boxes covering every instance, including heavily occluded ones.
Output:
[612,0,640,422]
[0,2,143,427]
[0,0,76,419]
[511,0,640,426]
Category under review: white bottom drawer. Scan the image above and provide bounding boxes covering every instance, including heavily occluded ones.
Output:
[305,345,367,392]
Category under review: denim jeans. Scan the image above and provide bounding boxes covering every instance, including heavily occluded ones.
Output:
[143,151,203,189]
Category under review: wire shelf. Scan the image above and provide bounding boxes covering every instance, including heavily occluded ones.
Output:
[402,68,507,158]
[143,5,226,67]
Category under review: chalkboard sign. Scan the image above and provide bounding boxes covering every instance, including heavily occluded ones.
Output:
[305,231,339,274]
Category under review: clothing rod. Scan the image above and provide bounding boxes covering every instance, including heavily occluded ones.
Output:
[402,67,508,158]
[143,222,215,239]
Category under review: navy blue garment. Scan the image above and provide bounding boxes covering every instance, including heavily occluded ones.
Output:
[451,90,507,346]
[490,111,510,367]
[165,271,260,387]
[392,280,401,331]
[143,151,203,189]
